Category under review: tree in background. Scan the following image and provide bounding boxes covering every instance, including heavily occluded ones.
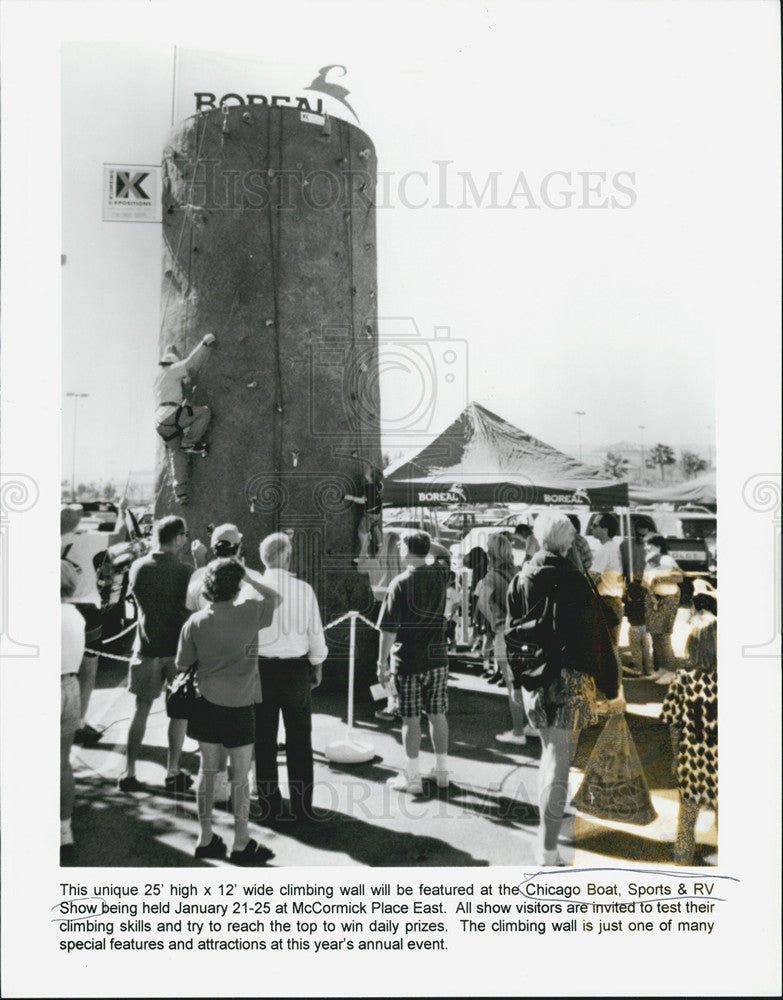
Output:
[603,449,630,479]
[680,450,708,479]
[648,443,677,481]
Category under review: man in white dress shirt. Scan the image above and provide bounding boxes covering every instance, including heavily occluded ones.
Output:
[253,533,328,823]
[590,512,625,646]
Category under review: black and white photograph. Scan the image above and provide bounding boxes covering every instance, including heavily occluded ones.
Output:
[0,0,780,996]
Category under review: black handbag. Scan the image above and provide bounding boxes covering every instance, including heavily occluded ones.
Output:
[166,663,201,720]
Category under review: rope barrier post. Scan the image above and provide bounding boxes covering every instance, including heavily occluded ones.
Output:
[324,610,375,764]
[461,568,470,646]
[346,610,357,731]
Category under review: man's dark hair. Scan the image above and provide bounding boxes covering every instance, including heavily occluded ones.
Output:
[646,533,669,554]
[203,558,244,603]
[514,523,533,538]
[403,530,431,557]
[693,593,717,616]
[213,540,240,558]
[156,515,186,546]
[566,513,581,533]
[595,513,619,538]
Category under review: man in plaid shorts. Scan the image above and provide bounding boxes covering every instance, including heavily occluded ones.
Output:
[377,531,451,792]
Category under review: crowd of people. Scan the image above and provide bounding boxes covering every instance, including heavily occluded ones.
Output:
[366,510,717,866]
[60,509,328,865]
[60,503,717,868]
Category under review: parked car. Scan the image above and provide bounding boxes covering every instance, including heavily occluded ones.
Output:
[437,508,505,544]
[654,509,717,585]
[68,502,151,642]
[383,510,442,540]
[493,511,534,530]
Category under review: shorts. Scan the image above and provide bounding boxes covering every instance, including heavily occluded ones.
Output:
[187,697,255,748]
[521,669,599,732]
[61,674,80,738]
[74,603,102,647]
[129,655,176,702]
[394,665,449,718]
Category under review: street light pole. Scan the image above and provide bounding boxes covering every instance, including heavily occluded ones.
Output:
[66,392,89,501]
[574,411,586,462]
[638,424,646,481]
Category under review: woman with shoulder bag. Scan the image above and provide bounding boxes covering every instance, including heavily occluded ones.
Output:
[506,511,621,866]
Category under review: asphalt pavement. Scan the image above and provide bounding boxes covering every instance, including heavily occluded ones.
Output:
[64,609,717,869]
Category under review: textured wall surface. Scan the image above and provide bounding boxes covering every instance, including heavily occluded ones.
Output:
[156,105,382,658]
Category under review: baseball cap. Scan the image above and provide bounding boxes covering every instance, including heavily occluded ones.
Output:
[159,346,180,365]
[211,524,242,548]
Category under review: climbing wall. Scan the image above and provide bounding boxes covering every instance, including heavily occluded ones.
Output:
[155,104,382,648]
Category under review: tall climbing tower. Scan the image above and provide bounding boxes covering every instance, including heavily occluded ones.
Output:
[155,103,382,647]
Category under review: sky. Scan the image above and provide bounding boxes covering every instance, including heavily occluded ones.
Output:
[51,0,775,487]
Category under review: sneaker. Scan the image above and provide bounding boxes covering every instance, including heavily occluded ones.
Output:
[165,771,194,794]
[194,834,227,860]
[386,772,423,794]
[73,724,102,747]
[622,665,643,677]
[117,775,145,793]
[374,707,400,722]
[534,849,568,866]
[522,726,540,738]
[425,768,450,789]
[654,670,676,685]
[495,731,527,746]
[181,442,208,456]
[230,838,275,866]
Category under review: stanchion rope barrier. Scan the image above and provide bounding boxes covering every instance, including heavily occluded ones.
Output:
[324,610,379,631]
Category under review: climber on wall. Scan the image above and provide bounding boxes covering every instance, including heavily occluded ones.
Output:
[345,464,383,558]
[155,334,216,505]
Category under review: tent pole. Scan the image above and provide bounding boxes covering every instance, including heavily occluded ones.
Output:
[461,569,470,646]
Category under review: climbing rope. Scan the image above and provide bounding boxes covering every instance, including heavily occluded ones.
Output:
[159,113,210,336]
[266,105,285,499]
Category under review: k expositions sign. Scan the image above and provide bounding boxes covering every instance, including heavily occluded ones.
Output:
[102,164,161,222]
